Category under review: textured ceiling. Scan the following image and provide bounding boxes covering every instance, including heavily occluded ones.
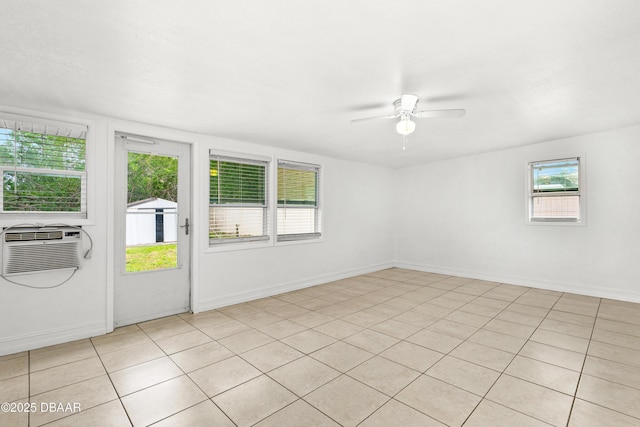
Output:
[2,0,640,167]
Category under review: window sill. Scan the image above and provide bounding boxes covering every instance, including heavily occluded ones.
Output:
[526,219,586,226]
[275,236,324,247]
[0,217,95,228]
[206,240,272,253]
[204,235,325,253]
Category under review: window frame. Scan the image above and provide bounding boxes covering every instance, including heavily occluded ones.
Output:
[526,155,586,226]
[0,112,90,221]
[276,159,322,243]
[208,150,271,247]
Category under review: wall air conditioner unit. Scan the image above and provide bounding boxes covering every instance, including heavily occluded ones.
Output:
[2,227,82,276]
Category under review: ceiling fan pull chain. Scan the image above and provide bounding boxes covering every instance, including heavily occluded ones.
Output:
[402,135,407,151]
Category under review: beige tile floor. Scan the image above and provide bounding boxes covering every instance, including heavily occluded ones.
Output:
[2,268,640,426]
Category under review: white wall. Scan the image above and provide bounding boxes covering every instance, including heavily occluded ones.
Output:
[196,135,395,310]
[2,102,636,357]
[0,109,109,356]
[0,106,395,355]
[394,125,640,302]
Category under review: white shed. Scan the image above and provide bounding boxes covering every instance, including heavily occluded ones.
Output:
[126,198,178,246]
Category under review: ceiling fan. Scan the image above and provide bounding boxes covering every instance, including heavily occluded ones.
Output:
[351,94,465,150]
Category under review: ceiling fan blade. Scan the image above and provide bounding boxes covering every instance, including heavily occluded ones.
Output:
[350,114,399,123]
[413,109,466,119]
[346,101,389,112]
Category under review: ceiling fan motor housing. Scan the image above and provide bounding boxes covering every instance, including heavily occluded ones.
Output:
[396,94,419,113]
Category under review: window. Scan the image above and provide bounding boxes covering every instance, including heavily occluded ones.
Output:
[529,157,582,222]
[277,160,321,241]
[209,152,269,245]
[0,114,87,219]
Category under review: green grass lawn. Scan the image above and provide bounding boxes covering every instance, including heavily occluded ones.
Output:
[126,243,177,272]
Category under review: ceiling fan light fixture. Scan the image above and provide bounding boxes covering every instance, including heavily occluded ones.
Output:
[396,118,416,135]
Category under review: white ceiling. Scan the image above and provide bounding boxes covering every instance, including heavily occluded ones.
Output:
[2,0,640,167]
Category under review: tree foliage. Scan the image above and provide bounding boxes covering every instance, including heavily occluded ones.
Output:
[278,167,317,205]
[0,131,180,211]
[534,173,578,191]
[209,160,265,205]
[0,130,85,212]
[127,152,178,203]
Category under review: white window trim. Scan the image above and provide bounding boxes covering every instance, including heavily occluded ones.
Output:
[524,154,586,226]
[206,149,273,252]
[275,159,323,244]
[0,111,95,225]
[205,152,325,252]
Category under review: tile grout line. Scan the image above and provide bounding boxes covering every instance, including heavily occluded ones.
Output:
[249,274,447,425]
[145,318,244,427]
[343,278,497,425]
[564,296,601,427]
[115,319,238,426]
[89,335,135,427]
[17,269,640,426]
[446,283,534,426]
[28,349,31,427]
[478,290,581,427]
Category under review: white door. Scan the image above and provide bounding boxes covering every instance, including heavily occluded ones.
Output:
[114,133,191,327]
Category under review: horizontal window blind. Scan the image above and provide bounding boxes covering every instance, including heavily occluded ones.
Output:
[209,154,269,244]
[530,157,580,221]
[277,160,321,241]
[0,115,87,217]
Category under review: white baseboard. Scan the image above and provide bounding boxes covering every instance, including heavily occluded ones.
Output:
[198,261,394,312]
[0,321,107,357]
[8,258,635,357]
[394,260,640,303]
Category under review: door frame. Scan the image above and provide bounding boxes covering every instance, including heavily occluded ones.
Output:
[106,124,199,333]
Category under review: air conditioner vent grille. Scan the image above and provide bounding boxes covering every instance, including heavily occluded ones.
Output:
[5,231,64,242]
[5,242,79,275]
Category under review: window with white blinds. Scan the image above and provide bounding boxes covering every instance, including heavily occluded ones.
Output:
[0,114,87,218]
[529,157,582,222]
[277,160,321,241]
[209,153,269,245]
